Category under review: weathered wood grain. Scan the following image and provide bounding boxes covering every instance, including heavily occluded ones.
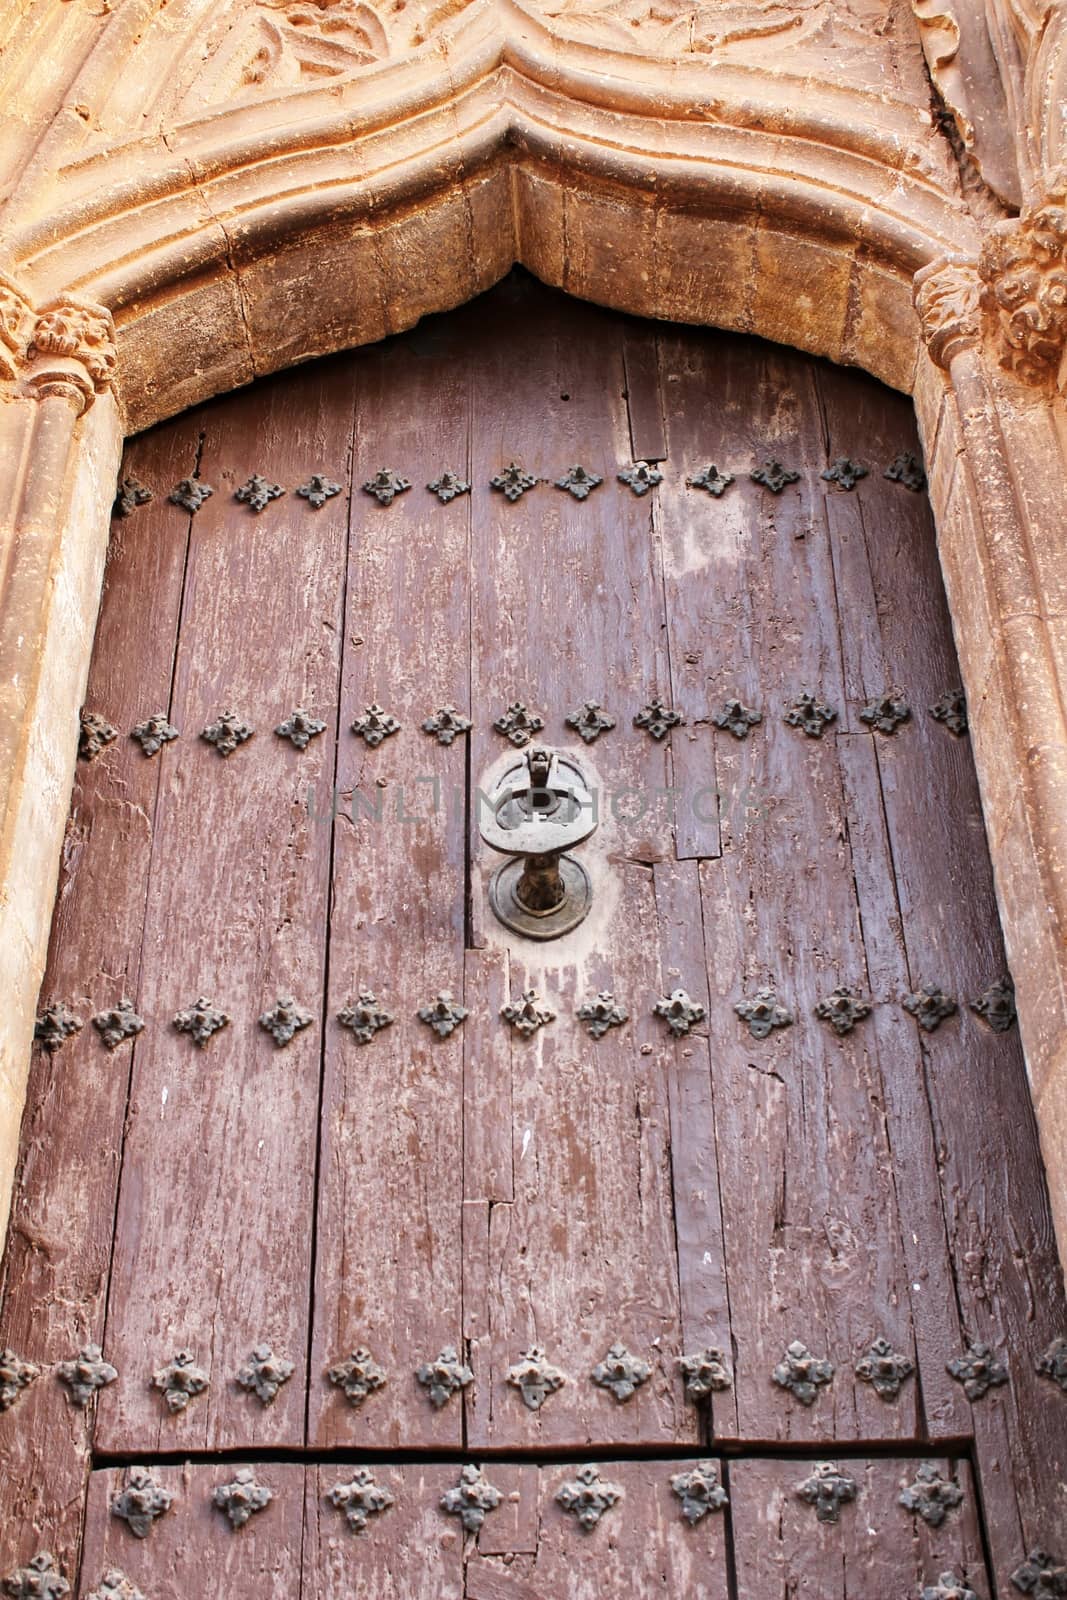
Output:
[304,1463,465,1600]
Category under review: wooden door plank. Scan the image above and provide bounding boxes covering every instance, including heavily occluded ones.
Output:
[308,331,471,1449]
[622,325,667,462]
[304,1463,465,1600]
[730,1456,990,1600]
[79,1463,304,1597]
[818,363,1067,1588]
[98,359,354,1451]
[0,419,196,1570]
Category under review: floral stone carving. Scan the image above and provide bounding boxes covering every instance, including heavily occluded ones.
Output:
[201,710,253,755]
[914,259,983,371]
[854,1336,914,1399]
[671,1460,728,1523]
[555,464,602,499]
[494,701,544,746]
[328,1347,387,1407]
[79,710,118,761]
[91,1000,145,1051]
[501,989,556,1036]
[235,474,284,512]
[422,706,472,744]
[85,1574,145,1600]
[258,995,313,1047]
[151,1350,209,1413]
[860,690,911,734]
[555,1464,623,1531]
[130,712,178,756]
[34,1002,82,1053]
[821,458,868,490]
[634,697,685,740]
[784,692,837,738]
[930,689,968,735]
[1,1553,69,1600]
[427,470,471,503]
[56,1343,118,1406]
[236,1343,294,1404]
[654,988,705,1037]
[576,991,628,1038]
[678,1346,733,1401]
[506,1345,566,1410]
[591,1342,651,1401]
[618,462,662,496]
[0,1348,40,1410]
[814,986,871,1036]
[1036,1337,1067,1393]
[795,1462,857,1522]
[351,703,400,745]
[275,708,326,749]
[327,1468,395,1533]
[921,1574,980,1600]
[566,700,616,742]
[687,463,734,496]
[441,1464,503,1532]
[296,474,341,508]
[751,459,800,493]
[418,991,468,1037]
[980,192,1067,385]
[416,1345,474,1408]
[884,451,926,490]
[946,1342,1008,1399]
[971,976,1017,1032]
[213,1467,273,1529]
[113,476,153,518]
[899,1462,964,1527]
[173,997,229,1047]
[490,462,537,500]
[903,985,958,1032]
[30,303,116,393]
[734,988,792,1039]
[362,468,411,505]
[337,990,394,1043]
[110,1466,174,1537]
[1011,1549,1067,1597]
[772,1340,834,1405]
[169,478,213,513]
[713,697,762,738]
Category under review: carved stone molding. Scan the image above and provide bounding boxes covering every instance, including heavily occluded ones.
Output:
[0,286,119,413]
[914,258,983,370]
[979,187,1067,384]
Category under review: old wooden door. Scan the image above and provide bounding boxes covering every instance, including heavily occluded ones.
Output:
[2,274,1065,1599]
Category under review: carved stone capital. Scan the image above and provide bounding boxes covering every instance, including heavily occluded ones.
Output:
[22,297,117,413]
[914,257,984,370]
[0,275,35,385]
[979,180,1067,384]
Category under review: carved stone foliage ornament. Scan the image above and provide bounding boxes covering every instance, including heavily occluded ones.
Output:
[114,476,153,517]
[506,1345,566,1410]
[490,462,537,501]
[362,468,411,505]
[772,1340,834,1405]
[258,995,313,1047]
[899,1462,964,1527]
[418,991,468,1037]
[337,990,394,1044]
[275,708,326,748]
[687,463,734,496]
[618,462,662,496]
[860,690,911,734]
[591,1342,651,1401]
[1036,1337,1067,1392]
[79,710,118,761]
[328,1348,387,1407]
[922,1575,980,1600]
[201,710,253,756]
[576,991,628,1038]
[947,1342,1008,1399]
[328,1468,395,1533]
[351,703,400,746]
[555,1464,623,1531]
[814,986,872,1036]
[671,1461,728,1524]
[441,1464,503,1532]
[751,459,800,494]
[634,697,685,740]
[111,1466,174,1537]
[854,1336,914,1400]
[213,1468,273,1529]
[416,1346,474,1408]
[30,302,116,393]
[169,478,213,513]
[555,464,602,499]
[0,1348,40,1410]
[566,701,616,742]
[930,689,968,735]
[784,692,837,738]
[296,474,341,508]
[884,451,927,491]
[980,191,1067,384]
[34,1002,82,1053]
[903,985,958,1032]
[678,1346,733,1401]
[1,1553,69,1600]
[821,458,868,490]
[734,988,792,1039]
[795,1462,858,1523]
[56,1343,118,1407]
[85,1574,145,1600]
[494,701,544,746]
[92,1000,145,1051]
[1012,1549,1067,1597]
[713,697,762,739]
[236,1343,294,1404]
[427,470,471,503]
[422,706,472,744]
[654,988,705,1037]
[173,997,229,1047]
[152,1351,209,1413]
[235,474,284,512]
[130,712,178,757]
[971,976,1017,1032]
[501,989,556,1036]
[914,259,983,371]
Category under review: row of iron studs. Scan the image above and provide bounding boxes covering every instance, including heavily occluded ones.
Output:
[113,449,927,520]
